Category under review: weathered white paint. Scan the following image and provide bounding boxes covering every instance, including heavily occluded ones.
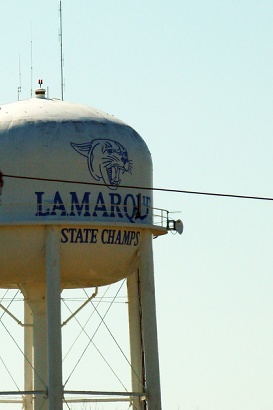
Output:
[0,96,165,287]
[0,95,166,409]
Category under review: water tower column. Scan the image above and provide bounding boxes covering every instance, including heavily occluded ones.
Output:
[45,226,63,410]
[139,230,162,410]
[24,301,33,410]
[21,227,63,410]
[22,286,48,410]
[127,270,145,410]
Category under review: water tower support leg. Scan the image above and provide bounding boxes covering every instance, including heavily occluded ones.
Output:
[46,226,63,410]
[139,231,162,410]
[127,271,145,410]
[30,292,47,410]
[24,300,33,410]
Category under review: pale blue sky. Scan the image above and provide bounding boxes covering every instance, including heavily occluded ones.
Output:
[1,1,273,409]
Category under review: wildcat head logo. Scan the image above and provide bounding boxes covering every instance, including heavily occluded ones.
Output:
[71,139,133,190]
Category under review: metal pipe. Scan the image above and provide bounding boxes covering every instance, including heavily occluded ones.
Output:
[0,400,24,403]
[64,390,146,397]
[0,391,46,395]
[65,398,131,403]
[61,287,98,327]
[0,303,32,327]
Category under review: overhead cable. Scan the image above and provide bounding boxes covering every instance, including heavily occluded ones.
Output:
[2,173,273,202]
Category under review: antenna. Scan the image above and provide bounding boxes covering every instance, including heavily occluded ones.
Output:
[30,24,33,98]
[18,55,22,101]
[59,1,64,100]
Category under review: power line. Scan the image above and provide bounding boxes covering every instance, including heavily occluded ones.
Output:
[2,172,273,202]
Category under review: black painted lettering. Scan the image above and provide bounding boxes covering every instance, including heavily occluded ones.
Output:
[101,229,108,244]
[108,229,115,244]
[115,230,122,245]
[61,228,69,243]
[75,229,84,243]
[35,192,50,216]
[109,193,123,219]
[134,231,140,246]
[51,191,67,216]
[124,194,136,223]
[69,192,91,216]
[89,229,98,243]
[70,228,77,243]
[122,231,131,245]
[129,232,136,245]
[140,195,150,220]
[93,192,109,217]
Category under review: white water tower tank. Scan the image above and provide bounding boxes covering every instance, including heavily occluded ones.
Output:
[0,89,165,289]
[0,89,167,410]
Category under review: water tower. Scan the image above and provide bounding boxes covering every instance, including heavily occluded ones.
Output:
[0,88,182,410]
